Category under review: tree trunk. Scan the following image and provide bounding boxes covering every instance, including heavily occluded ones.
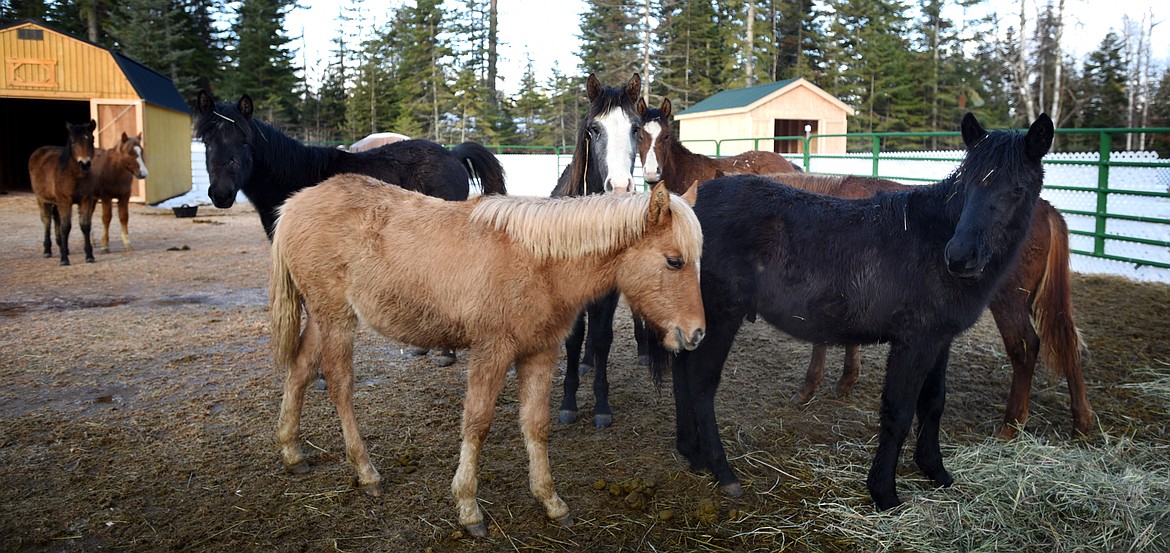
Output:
[642,0,651,102]
[1050,0,1065,135]
[745,1,755,86]
[488,0,498,97]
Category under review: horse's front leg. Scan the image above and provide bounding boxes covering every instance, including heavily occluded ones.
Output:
[792,343,829,403]
[55,200,72,265]
[516,348,572,527]
[38,201,54,258]
[558,313,586,424]
[117,197,131,251]
[588,292,618,428]
[836,344,863,397]
[913,341,954,488]
[276,315,323,474]
[452,348,511,537]
[100,197,114,253]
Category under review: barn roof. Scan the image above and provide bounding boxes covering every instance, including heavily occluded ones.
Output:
[679,78,799,115]
[0,19,189,114]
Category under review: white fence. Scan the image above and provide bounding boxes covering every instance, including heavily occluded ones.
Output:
[171,142,1170,283]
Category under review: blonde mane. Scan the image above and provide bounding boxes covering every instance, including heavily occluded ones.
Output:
[470,192,703,262]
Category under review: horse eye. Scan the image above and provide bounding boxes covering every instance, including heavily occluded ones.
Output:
[666,256,684,270]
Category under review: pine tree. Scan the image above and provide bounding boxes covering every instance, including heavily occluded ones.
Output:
[652,0,723,109]
[105,0,195,97]
[222,0,301,129]
[1079,30,1128,130]
[1,0,49,23]
[577,0,642,87]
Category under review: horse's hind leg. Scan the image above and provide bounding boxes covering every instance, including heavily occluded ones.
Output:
[318,318,380,494]
[276,315,323,474]
[558,313,586,424]
[991,303,1040,439]
[452,348,512,536]
[792,344,829,403]
[54,200,71,265]
[516,348,572,528]
[837,345,862,396]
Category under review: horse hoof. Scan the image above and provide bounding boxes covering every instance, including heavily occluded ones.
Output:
[314,376,327,391]
[357,481,382,496]
[285,461,312,475]
[59,259,70,266]
[790,391,813,404]
[637,355,650,367]
[102,247,110,254]
[464,522,488,538]
[558,410,578,425]
[434,353,457,367]
[553,513,574,528]
[720,482,744,498]
[578,363,592,376]
[403,346,428,356]
[86,257,95,263]
[42,252,52,258]
[593,413,613,428]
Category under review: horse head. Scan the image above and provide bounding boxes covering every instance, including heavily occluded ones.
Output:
[196,90,257,208]
[636,97,672,185]
[944,112,1053,279]
[571,73,642,195]
[117,132,149,180]
[66,120,96,174]
[617,183,706,352]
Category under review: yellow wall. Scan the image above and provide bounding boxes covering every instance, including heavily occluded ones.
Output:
[141,105,192,204]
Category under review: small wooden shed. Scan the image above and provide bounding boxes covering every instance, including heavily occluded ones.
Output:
[0,19,191,203]
[675,77,854,157]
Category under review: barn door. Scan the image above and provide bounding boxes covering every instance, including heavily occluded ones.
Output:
[773,119,817,154]
[93,100,145,200]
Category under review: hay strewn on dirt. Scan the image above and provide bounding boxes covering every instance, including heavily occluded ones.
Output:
[0,191,1168,552]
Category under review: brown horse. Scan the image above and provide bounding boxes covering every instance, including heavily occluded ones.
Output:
[762,171,1092,439]
[29,120,97,265]
[90,133,149,253]
[269,176,705,537]
[636,97,800,190]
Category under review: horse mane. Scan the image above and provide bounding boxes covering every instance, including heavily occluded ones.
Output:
[470,193,702,262]
[764,172,849,196]
[195,100,341,188]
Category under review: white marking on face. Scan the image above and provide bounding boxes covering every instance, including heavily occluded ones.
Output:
[596,108,636,194]
[133,145,149,178]
[642,121,662,182]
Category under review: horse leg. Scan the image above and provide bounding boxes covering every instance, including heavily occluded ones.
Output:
[55,200,72,266]
[991,304,1039,439]
[100,197,113,253]
[866,340,941,510]
[515,348,572,529]
[117,197,131,252]
[276,314,323,473]
[558,312,586,424]
[675,316,745,497]
[912,343,954,488]
[78,198,95,263]
[837,345,863,397]
[632,313,650,366]
[452,348,512,537]
[588,292,618,428]
[38,200,54,258]
[792,343,829,404]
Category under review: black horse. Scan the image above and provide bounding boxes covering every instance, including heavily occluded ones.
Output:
[650,113,1055,510]
[194,90,507,239]
[550,72,643,428]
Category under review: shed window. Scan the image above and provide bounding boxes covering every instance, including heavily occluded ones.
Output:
[17,29,44,40]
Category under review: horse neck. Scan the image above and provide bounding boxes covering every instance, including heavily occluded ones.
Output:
[664,139,718,194]
[247,123,342,196]
[544,252,621,308]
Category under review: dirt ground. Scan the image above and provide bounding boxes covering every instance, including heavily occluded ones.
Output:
[1,190,1168,552]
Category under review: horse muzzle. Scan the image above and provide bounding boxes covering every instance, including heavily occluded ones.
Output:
[208,185,238,208]
[673,326,706,351]
[944,242,986,280]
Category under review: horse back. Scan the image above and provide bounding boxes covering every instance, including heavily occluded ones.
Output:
[91,148,133,200]
[717,150,799,176]
[696,175,988,346]
[339,140,471,201]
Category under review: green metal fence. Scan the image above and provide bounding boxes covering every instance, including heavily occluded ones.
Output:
[683,128,1170,274]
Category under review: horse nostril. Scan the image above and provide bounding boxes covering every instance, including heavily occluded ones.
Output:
[691,328,705,346]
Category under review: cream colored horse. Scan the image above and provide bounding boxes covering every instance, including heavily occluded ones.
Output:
[269,175,705,537]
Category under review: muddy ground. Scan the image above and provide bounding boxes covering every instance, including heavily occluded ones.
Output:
[1,190,1167,552]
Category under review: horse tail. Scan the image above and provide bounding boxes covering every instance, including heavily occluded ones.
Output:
[1031,206,1087,379]
[453,142,508,195]
[269,231,303,371]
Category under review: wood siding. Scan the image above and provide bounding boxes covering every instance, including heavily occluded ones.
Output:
[141,105,192,204]
[1,23,136,101]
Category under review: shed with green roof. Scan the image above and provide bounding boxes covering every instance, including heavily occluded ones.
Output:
[675,77,854,157]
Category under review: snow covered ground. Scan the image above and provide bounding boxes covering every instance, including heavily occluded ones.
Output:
[163,142,1170,283]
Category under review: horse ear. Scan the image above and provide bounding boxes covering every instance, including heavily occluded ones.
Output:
[661,97,672,118]
[586,74,602,101]
[87,119,96,132]
[238,95,254,120]
[196,90,215,115]
[1025,113,1055,161]
[960,112,985,148]
[681,179,699,206]
[627,72,642,100]
[121,131,129,141]
[647,182,673,227]
[636,97,648,117]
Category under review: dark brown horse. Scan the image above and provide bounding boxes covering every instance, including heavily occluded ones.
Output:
[763,172,1092,439]
[636,97,800,190]
[270,176,705,536]
[90,133,149,253]
[29,120,97,265]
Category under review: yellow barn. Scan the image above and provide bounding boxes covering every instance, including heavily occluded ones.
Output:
[676,78,855,157]
[0,19,191,204]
